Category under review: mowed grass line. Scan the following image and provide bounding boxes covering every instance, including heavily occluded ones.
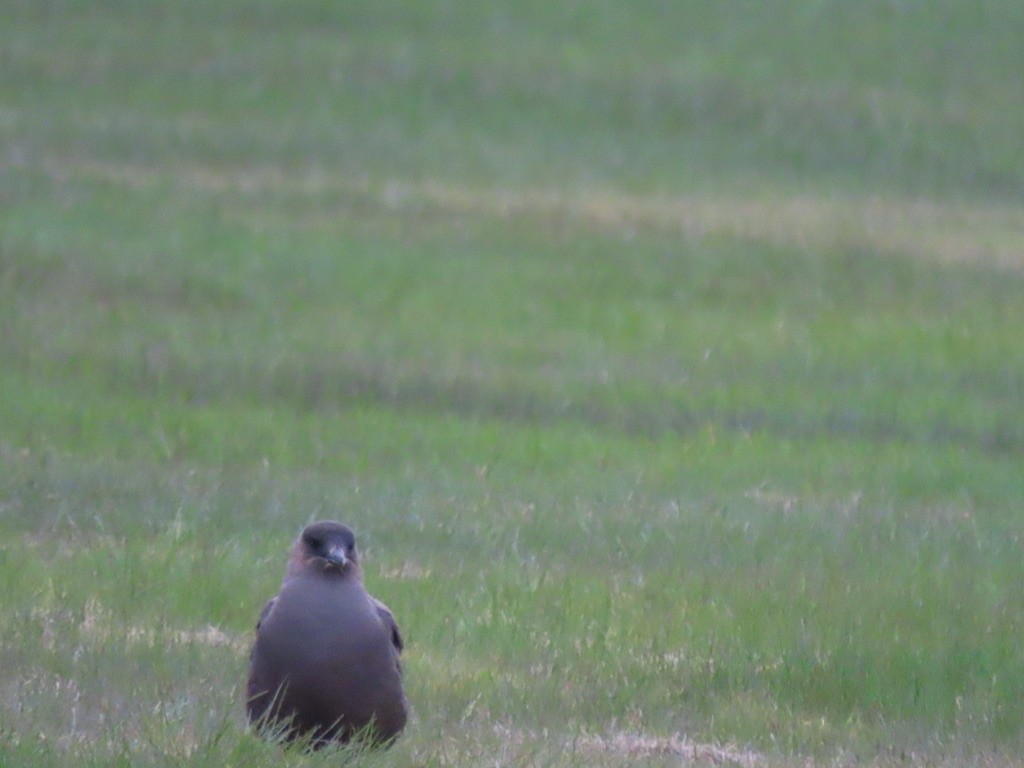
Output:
[26,156,1024,271]
[3,0,1024,766]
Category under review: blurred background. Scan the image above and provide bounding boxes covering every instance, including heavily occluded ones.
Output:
[2,2,1023,766]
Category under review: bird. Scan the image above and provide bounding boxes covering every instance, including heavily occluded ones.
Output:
[246,521,408,747]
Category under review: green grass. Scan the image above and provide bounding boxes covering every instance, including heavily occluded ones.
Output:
[2,1,1024,766]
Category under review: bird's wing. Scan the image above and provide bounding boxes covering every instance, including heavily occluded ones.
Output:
[255,597,276,633]
[372,597,404,654]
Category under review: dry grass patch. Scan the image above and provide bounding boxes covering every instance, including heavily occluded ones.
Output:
[576,731,764,767]
[28,599,250,654]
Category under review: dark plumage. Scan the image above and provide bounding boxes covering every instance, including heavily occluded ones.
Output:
[246,521,408,747]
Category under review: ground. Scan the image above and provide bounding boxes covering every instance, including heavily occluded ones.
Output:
[1,2,1024,766]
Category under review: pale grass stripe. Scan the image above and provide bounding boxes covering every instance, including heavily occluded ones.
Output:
[44,156,1024,272]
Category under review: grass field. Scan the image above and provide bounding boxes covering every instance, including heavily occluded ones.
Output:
[2,1,1024,766]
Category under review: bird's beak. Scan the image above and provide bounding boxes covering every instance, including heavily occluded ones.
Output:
[324,546,349,568]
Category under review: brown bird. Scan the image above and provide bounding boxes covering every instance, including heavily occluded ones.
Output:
[246,521,408,747]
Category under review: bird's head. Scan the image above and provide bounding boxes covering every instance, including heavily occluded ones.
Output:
[290,521,361,578]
